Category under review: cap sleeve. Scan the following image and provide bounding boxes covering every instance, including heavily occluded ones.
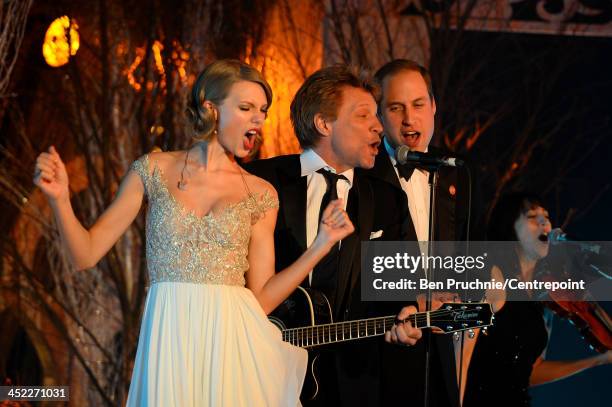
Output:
[250,189,279,225]
[129,154,151,196]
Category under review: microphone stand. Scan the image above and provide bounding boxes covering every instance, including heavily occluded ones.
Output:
[423,166,439,407]
[396,146,463,407]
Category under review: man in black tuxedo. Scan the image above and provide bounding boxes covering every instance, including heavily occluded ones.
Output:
[246,65,422,406]
[371,59,482,407]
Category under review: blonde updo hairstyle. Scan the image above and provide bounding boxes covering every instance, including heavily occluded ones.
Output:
[186,59,273,141]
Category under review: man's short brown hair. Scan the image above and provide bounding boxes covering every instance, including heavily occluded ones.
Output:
[374,59,434,101]
[290,65,378,149]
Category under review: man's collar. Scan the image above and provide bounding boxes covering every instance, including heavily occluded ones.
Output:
[300,148,354,185]
[383,137,397,166]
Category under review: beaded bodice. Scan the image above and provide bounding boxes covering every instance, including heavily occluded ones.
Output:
[130,155,278,286]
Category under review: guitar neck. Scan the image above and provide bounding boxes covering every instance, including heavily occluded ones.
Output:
[281,311,429,348]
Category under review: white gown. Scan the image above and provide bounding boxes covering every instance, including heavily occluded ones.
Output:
[126,155,307,406]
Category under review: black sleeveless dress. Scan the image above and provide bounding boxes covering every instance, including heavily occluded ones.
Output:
[462,297,549,407]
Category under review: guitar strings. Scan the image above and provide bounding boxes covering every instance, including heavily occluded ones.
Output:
[282,308,489,345]
[281,308,484,334]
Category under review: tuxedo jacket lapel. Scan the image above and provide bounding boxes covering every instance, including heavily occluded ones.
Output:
[354,171,374,243]
[333,172,374,317]
[428,145,458,242]
[370,148,402,190]
[435,166,458,241]
[370,150,418,242]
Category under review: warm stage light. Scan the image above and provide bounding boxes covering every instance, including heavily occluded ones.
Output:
[42,16,80,67]
[125,39,190,92]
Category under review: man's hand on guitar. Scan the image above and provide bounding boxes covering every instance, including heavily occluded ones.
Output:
[385,305,422,346]
[417,292,461,333]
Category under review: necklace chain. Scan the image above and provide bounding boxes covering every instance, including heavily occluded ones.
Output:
[176,146,250,194]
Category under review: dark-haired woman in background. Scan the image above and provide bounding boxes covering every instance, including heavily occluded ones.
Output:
[458,193,611,407]
[33,59,355,406]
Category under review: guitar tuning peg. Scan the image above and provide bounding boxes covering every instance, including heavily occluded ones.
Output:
[482,326,489,336]
[453,332,460,341]
[468,329,475,339]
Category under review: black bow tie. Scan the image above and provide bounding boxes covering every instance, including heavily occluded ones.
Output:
[396,163,416,181]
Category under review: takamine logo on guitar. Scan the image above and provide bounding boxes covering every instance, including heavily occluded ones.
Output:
[452,310,480,321]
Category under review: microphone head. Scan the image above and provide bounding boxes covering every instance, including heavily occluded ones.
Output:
[395,145,410,164]
[548,228,567,244]
[446,157,464,167]
[395,145,463,167]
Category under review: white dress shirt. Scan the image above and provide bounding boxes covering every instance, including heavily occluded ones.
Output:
[300,148,353,283]
[384,138,430,242]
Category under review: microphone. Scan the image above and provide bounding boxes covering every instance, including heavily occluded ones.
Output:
[549,228,602,254]
[548,228,612,273]
[395,145,464,168]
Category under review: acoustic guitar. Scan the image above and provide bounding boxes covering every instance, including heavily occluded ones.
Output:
[269,286,494,400]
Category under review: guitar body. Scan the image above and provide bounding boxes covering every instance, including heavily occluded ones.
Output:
[269,286,333,329]
[269,287,333,400]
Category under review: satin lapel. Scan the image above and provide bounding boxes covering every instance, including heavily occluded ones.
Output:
[435,166,458,241]
[370,149,402,190]
[277,157,307,253]
[333,173,373,316]
[355,170,374,242]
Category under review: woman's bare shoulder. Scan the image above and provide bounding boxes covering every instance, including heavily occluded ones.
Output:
[147,150,184,170]
[242,170,278,200]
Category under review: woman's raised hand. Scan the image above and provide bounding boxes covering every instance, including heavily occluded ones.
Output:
[316,199,355,248]
[33,146,70,202]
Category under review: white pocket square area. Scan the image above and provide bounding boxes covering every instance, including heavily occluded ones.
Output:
[369,230,383,239]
